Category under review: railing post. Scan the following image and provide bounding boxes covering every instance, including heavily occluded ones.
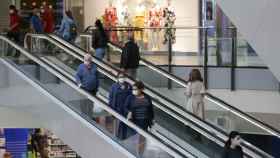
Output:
[168,28,173,89]
[231,27,237,91]
[204,28,208,89]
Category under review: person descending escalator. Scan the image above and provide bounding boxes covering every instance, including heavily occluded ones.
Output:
[185,69,206,120]
[120,32,140,79]
[221,131,244,158]
[109,72,132,139]
[125,81,154,156]
[75,53,99,119]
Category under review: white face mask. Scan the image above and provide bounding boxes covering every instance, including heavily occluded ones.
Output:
[118,78,125,84]
[84,61,91,66]
[132,90,138,96]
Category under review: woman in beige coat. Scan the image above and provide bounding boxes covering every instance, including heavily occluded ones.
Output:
[185,69,206,120]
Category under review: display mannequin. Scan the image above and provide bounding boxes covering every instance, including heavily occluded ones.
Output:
[133,4,145,44]
[148,4,163,51]
[104,0,118,43]
[163,0,176,44]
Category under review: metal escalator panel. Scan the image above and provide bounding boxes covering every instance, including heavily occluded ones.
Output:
[24,34,277,158]
[75,33,279,156]
[27,35,276,157]
[26,36,221,158]
[0,35,189,158]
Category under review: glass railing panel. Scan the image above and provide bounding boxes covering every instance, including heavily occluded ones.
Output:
[236,38,266,67]
[35,34,280,158]
[2,40,182,158]
[207,37,233,66]
[204,96,280,156]
[38,39,225,157]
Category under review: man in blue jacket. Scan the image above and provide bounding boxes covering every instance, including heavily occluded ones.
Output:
[76,54,99,118]
[109,72,132,139]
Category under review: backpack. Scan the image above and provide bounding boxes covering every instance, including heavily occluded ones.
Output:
[69,22,78,39]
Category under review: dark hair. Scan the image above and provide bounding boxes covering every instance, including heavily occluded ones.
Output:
[95,19,107,40]
[225,131,240,149]
[34,129,41,134]
[95,19,105,31]
[65,10,73,20]
[9,5,18,13]
[134,81,145,90]
[189,69,203,82]
[9,5,16,10]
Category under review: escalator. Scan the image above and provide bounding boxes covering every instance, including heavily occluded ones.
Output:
[0,36,190,158]
[23,33,279,157]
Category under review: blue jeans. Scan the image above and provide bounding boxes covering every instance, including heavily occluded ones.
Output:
[95,48,106,60]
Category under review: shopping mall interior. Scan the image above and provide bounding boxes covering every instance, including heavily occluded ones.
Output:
[0,0,280,158]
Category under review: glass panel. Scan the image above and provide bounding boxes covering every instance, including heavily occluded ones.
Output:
[29,35,277,157]
[208,37,233,66]
[236,37,266,67]
[1,40,177,158]
[204,96,279,157]
[29,37,229,157]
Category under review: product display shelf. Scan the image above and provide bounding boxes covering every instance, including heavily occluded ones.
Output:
[47,134,78,158]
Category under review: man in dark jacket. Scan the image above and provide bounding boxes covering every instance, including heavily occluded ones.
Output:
[120,33,140,79]
[109,72,132,139]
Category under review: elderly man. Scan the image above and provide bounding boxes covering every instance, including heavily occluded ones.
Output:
[76,54,99,117]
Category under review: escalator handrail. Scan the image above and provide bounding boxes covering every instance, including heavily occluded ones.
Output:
[24,32,274,155]
[103,36,280,138]
[43,34,273,158]
[40,54,203,158]
[45,35,274,157]
[2,35,193,158]
[1,59,138,158]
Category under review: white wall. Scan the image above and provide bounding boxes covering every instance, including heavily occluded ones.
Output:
[216,0,280,82]
[84,0,199,52]
[173,0,199,52]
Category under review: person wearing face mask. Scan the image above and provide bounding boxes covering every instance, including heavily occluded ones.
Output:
[109,72,132,139]
[222,131,244,158]
[31,8,44,33]
[76,54,99,118]
[8,5,20,43]
[125,81,154,131]
[124,81,154,155]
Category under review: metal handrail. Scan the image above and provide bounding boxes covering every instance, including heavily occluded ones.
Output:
[106,38,280,138]
[23,33,274,158]
[1,35,191,158]
[84,25,237,31]
[45,34,273,158]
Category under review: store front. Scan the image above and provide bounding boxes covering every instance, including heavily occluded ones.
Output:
[84,0,200,53]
